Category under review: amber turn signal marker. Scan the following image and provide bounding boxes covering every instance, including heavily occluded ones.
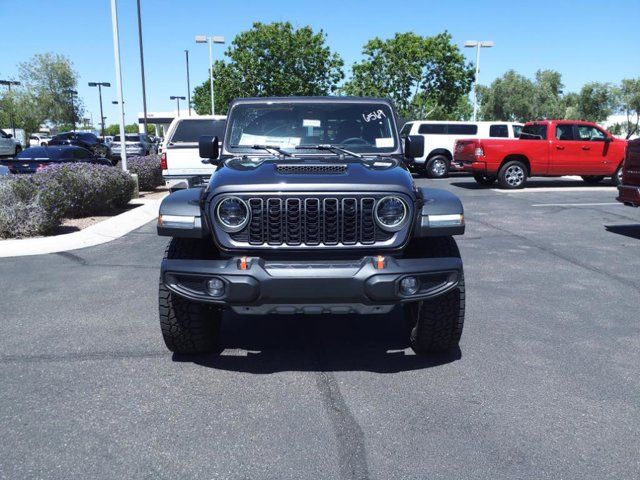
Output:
[239,256,249,270]
[375,255,386,269]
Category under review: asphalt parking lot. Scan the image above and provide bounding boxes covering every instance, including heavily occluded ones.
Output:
[1,174,639,480]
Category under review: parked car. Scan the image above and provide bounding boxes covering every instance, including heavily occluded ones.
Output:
[110,133,154,159]
[1,128,26,148]
[161,115,226,190]
[0,129,22,157]
[399,120,523,178]
[454,120,627,189]
[617,137,640,207]
[29,134,52,147]
[48,132,111,160]
[156,96,466,355]
[2,146,111,174]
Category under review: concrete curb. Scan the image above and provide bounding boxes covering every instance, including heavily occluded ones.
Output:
[0,196,165,258]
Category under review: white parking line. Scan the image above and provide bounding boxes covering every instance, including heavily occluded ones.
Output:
[492,187,617,193]
[532,202,621,207]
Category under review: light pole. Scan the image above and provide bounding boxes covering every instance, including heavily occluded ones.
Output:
[185,50,192,116]
[136,0,148,134]
[63,88,78,132]
[464,40,494,121]
[0,80,20,137]
[110,0,128,171]
[170,96,186,117]
[195,35,225,115]
[88,82,110,139]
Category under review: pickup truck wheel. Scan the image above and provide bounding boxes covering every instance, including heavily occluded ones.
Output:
[497,160,528,189]
[404,237,465,354]
[581,176,605,184]
[473,173,497,186]
[425,155,449,178]
[158,238,222,354]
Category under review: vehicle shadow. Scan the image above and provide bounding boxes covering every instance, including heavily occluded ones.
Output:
[172,307,461,373]
[605,224,640,240]
[451,179,616,190]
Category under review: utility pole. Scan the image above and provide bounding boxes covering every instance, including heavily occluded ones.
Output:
[110,0,128,171]
[64,89,78,132]
[88,82,111,139]
[170,96,186,117]
[195,35,225,115]
[136,0,148,134]
[0,80,20,137]
[185,50,192,116]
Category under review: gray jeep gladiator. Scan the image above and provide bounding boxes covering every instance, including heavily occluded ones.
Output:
[157,96,466,355]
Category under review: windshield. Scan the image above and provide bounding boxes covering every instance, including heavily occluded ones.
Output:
[171,119,226,143]
[226,102,398,154]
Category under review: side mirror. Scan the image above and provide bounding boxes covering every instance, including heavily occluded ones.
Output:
[605,135,613,142]
[199,135,219,163]
[404,135,424,159]
[7,134,13,138]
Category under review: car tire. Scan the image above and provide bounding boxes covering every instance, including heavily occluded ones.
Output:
[159,238,222,354]
[581,176,605,184]
[612,165,623,186]
[425,155,449,179]
[404,237,465,354]
[497,160,528,189]
[473,173,497,186]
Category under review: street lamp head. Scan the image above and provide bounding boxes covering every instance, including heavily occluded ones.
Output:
[0,80,21,86]
[88,82,97,87]
[464,41,478,48]
[170,96,186,100]
[480,41,495,48]
[195,35,207,43]
[212,36,225,44]
[64,89,78,95]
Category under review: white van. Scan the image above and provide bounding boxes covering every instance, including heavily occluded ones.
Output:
[161,115,226,191]
[400,121,523,178]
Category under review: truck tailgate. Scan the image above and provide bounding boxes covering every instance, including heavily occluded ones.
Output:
[164,144,215,176]
[623,139,640,186]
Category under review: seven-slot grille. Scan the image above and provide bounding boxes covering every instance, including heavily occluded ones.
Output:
[228,195,396,247]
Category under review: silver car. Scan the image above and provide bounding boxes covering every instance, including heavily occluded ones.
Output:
[111,133,154,158]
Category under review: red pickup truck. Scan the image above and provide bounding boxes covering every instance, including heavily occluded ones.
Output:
[454,120,627,189]
[617,138,640,207]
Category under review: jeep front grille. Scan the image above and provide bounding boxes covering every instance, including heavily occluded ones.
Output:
[228,195,396,247]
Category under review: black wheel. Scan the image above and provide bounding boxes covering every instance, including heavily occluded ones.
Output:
[404,237,465,354]
[581,175,605,184]
[473,173,497,186]
[159,238,222,354]
[425,155,449,178]
[497,160,528,189]
[612,165,623,186]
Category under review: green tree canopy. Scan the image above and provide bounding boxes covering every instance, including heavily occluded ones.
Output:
[617,78,640,138]
[567,82,616,123]
[477,70,536,122]
[193,22,344,115]
[342,32,474,120]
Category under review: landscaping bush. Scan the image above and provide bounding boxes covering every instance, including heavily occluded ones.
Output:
[126,155,164,191]
[33,163,136,218]
[0,177,61,238]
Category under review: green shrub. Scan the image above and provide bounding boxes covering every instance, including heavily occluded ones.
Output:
[0,177,61,238]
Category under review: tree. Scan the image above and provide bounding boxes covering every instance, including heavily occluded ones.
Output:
[478,70,536,122]
[103,123,147,136]
[568,82,616,123]
[342,32,474,119]
[617,78,640,138]
[193,22,344,115]
[533,70,565,119]
[17,52,83,126]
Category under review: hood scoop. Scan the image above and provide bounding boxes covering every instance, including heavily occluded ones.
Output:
[276,163,348,175]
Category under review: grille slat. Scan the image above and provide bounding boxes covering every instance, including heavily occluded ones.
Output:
[230,195,402,247]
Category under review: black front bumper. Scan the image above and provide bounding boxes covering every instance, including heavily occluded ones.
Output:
[161,255,463,311]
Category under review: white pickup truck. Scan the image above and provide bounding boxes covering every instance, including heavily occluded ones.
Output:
[161,115,226,191]
[0,129,22,157]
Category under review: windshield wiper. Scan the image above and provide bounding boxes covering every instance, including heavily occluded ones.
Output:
[295,144,362,158]
[247,144,292,157]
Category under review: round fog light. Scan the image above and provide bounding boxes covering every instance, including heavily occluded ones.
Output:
[206,278,225,297]
[400,276,420,295]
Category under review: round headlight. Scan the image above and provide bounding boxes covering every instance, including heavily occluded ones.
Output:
[375,196,407,231]
[216,196,250,232]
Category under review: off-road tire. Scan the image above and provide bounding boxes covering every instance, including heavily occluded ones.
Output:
[497,160,528,189]
[473,173,497,186]
[404,237,465,354]
[612,165,623,186]
[581,175,605,184]
[159,238,222,354]
[425,155,450,179]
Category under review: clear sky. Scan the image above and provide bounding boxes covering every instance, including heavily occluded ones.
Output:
[1,0,638,127]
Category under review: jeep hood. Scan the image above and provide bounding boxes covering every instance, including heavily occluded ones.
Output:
[206,156,417,196]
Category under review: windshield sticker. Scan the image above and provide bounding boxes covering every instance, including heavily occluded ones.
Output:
[362,109,387,122]
[375,137,394,148]
[303,119,321,128]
